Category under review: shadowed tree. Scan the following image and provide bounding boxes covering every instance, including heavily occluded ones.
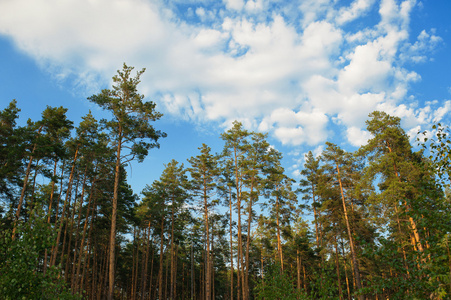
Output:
[13,106,73,239]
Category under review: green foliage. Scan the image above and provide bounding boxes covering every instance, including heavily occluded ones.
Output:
[309,265,341,299]
[419,123,451,188]
[87,63,166,163]
[255,263,309,300]
[0,209,80,300]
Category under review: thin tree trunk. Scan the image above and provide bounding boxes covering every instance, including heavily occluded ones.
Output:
[229,186,234,300]
[173,244,178,300]
[44,158,59,275]
[312,183,320,249]
[148,238,155,300]
[337,163,363,300]
[340,237,352,300]
[64,177,80,279]
[276,192,283,271]
[244,179,254,300]
[108,127,123,300]
[204,176,211,300]
[12,142,37,239]
[51,146,80,267]
[29,159,40,210]
[165,253,169,300]
[211,223,215,300]
[191,236,194,300]
[71,167,89,289]
[297,249,301,295]
[132,228,140,300]
[159,216,165,300]
[170,199,175,300]
[74,176,97,292]
[233,146,244,300]
[141,223,151,300]
[334,234,343,300]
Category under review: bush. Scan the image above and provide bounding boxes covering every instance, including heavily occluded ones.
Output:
[0,209,81,300]
[254,263,310,300]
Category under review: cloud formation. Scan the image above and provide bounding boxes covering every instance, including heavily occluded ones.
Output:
[0,0,446,147]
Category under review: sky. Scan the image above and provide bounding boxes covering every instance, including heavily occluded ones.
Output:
[0,0,450,197]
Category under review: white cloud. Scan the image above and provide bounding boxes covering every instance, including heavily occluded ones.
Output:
[298,0,334,28]
[0,0,445,151]
[224,0,244,11]
[336,0,375,25]
[346,127,373,146]
[195,7,206,18]
[400,29,443,63]
[245,0,264,12]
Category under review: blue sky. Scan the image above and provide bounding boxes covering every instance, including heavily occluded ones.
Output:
[1,0,450,196]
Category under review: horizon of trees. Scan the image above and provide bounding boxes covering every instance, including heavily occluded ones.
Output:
[1,65,451,300]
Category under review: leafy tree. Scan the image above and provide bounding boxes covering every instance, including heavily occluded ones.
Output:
[419,123,451,188]
[255,263,308,300]
[0,208,81,299]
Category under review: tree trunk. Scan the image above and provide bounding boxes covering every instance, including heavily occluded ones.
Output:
[71,167,88,289]
[159,216,165,300]
[12,143,36,239]
[297,249,301,295]
[334,234,343,300]
[141,223,151,300]
[51,146,79,267]
[232,145,245,300]
[276,192,283,271]
[340,237,352,300]
[204,176,211,300]
[337,163,363,300]
[74,176,97,292]
[44,158,59,275]
[170,199,175,300]
[244,178,254,300]
[148,239,155,300]
[229,187,234,300]
[108,128,122,300]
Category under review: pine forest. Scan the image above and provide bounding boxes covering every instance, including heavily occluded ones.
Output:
[1,64,451,300]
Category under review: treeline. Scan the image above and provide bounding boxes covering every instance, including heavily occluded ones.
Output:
[1,65,450,300]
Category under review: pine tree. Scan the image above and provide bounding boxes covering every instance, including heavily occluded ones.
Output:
[220,121,250,300]
[321,142,364,300]
[188,143,219,300]
[88,63,166,299]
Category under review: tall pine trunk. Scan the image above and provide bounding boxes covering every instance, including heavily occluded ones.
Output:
[337,163,363,300]
[51,146,79,267]
[108,127,122,300]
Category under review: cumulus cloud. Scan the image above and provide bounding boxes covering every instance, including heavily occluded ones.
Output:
[336,0,375,25]
[346,127,373,146]
[0,0,445,150]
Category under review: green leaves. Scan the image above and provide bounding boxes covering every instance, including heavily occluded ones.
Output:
[255,263,308,300]
[0,209,80,299]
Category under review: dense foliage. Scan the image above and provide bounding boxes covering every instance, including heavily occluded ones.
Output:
[1,65,450,299]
